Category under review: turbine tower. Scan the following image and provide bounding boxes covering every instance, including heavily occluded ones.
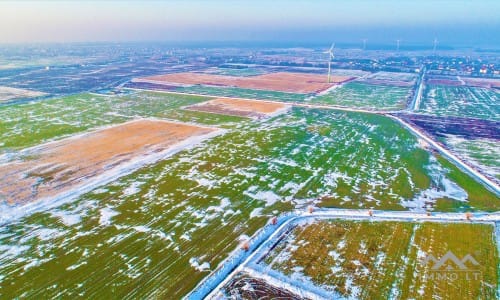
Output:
[396,39,401,51]
[362,39,367,50]
[433,37,438,54]
[324,43,335,83]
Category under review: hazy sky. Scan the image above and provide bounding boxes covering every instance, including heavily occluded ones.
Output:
[0,0,499,46]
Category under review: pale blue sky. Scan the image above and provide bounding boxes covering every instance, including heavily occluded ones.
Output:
[0,0,498,46]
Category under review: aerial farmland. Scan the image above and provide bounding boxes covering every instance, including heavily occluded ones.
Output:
[0,40,499,299]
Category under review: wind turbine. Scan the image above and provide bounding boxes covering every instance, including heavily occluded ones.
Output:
[324,43,335,83]
[362,39,367,50]
[433,37,438,54]
[396,39,401,51]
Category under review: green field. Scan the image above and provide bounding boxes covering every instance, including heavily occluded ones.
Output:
[201,67,266,77]
[173,85,308,102]
[311,81,411,111]
[366,71,417,82]
[0,107,497,298]
[0,91,246,151]
[419,85,500,121]
[261,220,497,300]
[444,135,500,181]
[397,222,498,300]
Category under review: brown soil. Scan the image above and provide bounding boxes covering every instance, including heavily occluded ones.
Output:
[426,77,500,88]
[138,72,353,93]
[0,120,216,204]
[361,79,414,87]
[185,98,288,119]
[462,77,500,89]
[426,79,462,86]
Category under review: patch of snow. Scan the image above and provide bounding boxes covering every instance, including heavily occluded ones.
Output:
[189,257,211,272]
[34,228,65,241]
[132,225,150,233]
[50,210,82,226]
[99,207,119,226]
[250,207,264,218]
[123,182,143,196]
[180,233,191,241]
[244,190,281,206]
[0,244,30,260]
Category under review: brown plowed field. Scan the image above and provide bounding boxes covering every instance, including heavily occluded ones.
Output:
[0,120,217,204]
[462,77,500,89]
[139,72,353,93]
[425,79,462,86]
[185,98,289,119]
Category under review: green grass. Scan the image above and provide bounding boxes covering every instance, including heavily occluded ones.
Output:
[0,91,247,151]
[173,85,309,102]
[434,155,500,212]
[419,85,500,121]
[443,135,500,181]
[202,67,266,77]
[262,220,415,298]
[311,81,411,111]
[398,223,497,300]
[0,107,494,298]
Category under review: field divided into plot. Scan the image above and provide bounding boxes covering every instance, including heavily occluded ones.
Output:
[0,107,498,298]
[256,220,497,300]
[444,135,500,181]
[365,71,417,83]
[0,119,218,204]
[172,85,309,102]
[311,81,412,111]
[140,72,349,94]
[185,98,289,119]
[397,222,497,300]
[261,220,414,298]
[0,91,246,151]
[419,85,500,121]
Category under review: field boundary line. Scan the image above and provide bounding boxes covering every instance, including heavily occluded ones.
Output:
[390,115,500,196]
[0,128,226,225]
[189,208,500,299]
[123,87,396,115]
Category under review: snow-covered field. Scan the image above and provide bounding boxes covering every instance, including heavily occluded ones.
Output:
[242,219,497,300]
[0,91,245,151]
[365,71,417,82]
[311,82,412,111]
[444,135,500,182]
[0,104,496,298]
[419,85,499,121]
[0,86,46,102]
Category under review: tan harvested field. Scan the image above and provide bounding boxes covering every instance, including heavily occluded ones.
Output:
[139,72,353,93]
[462,77,500,89]
[0,119,217,204]
[185,97,289,119]
[0,86,47,102]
